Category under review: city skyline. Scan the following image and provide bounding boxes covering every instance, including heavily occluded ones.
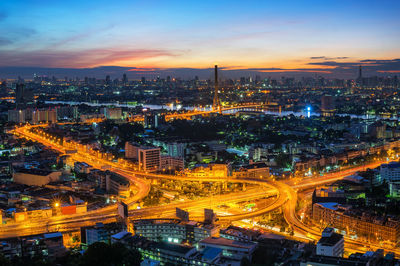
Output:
[1,0,400,78]
[2,1,400,264]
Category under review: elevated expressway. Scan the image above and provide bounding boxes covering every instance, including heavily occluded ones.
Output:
[3,125,281,238]
[7,124,399,256]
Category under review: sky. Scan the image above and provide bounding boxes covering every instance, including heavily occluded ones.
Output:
[0,0,399,78]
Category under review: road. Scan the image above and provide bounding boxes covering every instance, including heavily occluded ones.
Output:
[0,187,275,238]
[280,181,400,256]
[7,123,400,256]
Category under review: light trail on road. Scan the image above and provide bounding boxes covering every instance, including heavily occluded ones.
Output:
[7,123,399,257]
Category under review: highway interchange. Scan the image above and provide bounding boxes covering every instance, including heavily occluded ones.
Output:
[5,122,400,256]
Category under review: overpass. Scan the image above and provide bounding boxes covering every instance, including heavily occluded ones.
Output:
[7,123,400,256]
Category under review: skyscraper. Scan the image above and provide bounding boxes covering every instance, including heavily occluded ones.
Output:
[0,80,7,96]
[122,73,128,85]
[321,95,336,117]
[357,65,363,86]
[15,83,34,108]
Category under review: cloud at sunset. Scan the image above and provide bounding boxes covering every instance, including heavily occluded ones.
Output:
[0,0,399,77]
[0,49,179,68]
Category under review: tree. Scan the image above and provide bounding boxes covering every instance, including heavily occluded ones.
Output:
[81,242,142,266]
[240,256,251,266]
[275,153,291,169]
[0,254,10,266]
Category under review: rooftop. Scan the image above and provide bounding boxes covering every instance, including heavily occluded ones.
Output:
[221,226,261,239]
[200,237,257,249]
[150,241,194,255]
[382,162,400,169]
[111,231,131,240]
[14,168,53,176]
[241,162,268,170]
[44,232,62,239]
[202,247,222,261]
[317,202,339,211]
[318,232,343,247]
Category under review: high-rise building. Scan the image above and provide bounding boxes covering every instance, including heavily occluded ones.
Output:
[100,107,122,120]
[139,147,161,172]
[8,109,26,123]
[380,162,400,197]
[15,83,34,108]
[122,73,128,85]
[321,95,336,117]
[144,113,164,128]
[0,80,7,96]
[56,106,79,120]
[369,121,386,139]
[125,142,140,160]
[357,65,363,86]
[84,223,108,246]
[167,142,185,158]
[161,155,184,171]
[31,109,57,124]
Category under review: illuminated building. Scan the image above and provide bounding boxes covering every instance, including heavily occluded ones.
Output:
[90,170,130,198]
[380,162,400,197]
[321,95,336,117]
[167,142,185,158]
[74,162,92,174]
[232,162,269,179]
[56,106,78,120]
[106,173,130,198]
[369,121,386,139]
[198,237,257,261]
[125,141,141,159]
[8,109,26,123]
[80,113,104,122]
[316,227,344,257]
[161,155,184,171]
[133,238,198,265]
[14,207,52,222]
[133,219,219,244]
[125,143,162,172]
[144,113,164,128]
[219,226,261,242]
[0,232,66,260]
[139,147,161,172]
[31,109,58,124]
[84,223,109,246]
[313,202,400,244]
[100,107,122,120]
[15,83,34,108]
[12,168,61,186]
[122,235,242,265]
[184,164,228,178]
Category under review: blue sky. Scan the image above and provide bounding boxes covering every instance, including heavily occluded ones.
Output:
[0,0,399,77]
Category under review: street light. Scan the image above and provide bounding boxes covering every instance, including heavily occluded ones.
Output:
[53,200,61,208]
